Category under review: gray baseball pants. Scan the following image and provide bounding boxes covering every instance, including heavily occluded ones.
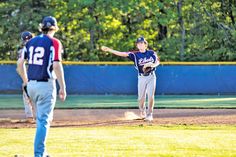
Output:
[138,73,156,115]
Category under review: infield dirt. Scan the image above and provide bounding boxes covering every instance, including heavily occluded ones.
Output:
[0,109,236,128]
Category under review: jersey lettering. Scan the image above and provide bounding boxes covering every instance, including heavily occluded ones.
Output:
[128,50,158,74]
[28,46,45,65]
[138,57,155,65]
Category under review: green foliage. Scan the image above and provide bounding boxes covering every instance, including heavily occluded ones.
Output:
[1,0,236,61]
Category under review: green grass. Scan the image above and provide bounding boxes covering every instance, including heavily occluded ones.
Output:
[1,125,236,157]
[1,94,236,109]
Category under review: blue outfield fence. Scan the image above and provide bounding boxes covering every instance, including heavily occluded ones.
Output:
[1,62,236,94]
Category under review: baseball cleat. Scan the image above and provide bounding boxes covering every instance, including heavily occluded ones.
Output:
[144,114,153,121]
[140,110,147,119]
[26,117,35,123]
[19,117,35,123]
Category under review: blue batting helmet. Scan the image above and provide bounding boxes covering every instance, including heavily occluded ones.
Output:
[21,31,33,41]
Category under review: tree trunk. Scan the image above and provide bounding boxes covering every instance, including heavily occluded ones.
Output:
[157,0,167,40]
[177,0,185,61]
[157,24,167,40]
[89,6,95,50]
[89,29,95,50]
[228,0,235,26]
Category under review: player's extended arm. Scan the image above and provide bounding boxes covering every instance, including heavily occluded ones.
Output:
[17,58,28,84]
[53,62,67,101]
[101,46,129,57]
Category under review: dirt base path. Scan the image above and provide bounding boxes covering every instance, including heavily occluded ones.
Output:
[0,109,236,128]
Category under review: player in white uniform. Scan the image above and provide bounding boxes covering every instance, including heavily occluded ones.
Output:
[101,37,160,121]
[17,31,34,122]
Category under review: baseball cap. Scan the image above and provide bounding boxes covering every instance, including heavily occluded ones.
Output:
[136,36,147,44]
[40,16,59,31]
[21,31,33,41]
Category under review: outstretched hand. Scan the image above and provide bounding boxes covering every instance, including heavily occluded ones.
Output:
[101,46,111,52]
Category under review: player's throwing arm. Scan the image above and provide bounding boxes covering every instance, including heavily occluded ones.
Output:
[101,37,160,122]
[101,46,129,57]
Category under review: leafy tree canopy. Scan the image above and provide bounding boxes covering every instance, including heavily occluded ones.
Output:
[1,0,236,61]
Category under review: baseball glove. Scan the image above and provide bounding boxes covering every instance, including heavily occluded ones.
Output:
[143,66,153,74]
[22,84,35,116]
[23,85,31,104]
[142,62,154,74]
[23,85,30,98]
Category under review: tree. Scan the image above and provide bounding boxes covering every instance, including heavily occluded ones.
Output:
[1,0,236,61]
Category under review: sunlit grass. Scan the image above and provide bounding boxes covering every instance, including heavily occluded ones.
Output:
[0,125,236,157]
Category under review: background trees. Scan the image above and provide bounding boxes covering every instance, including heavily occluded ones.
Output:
[1,0,236,61]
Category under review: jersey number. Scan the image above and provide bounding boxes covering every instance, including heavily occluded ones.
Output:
[28,46,45,65]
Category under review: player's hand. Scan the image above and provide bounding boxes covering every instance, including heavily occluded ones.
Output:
[101,46,111,52]
[59,88,66,102]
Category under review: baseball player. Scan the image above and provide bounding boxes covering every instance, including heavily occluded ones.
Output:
[17,16,66,157]
[17,31,34,123]
[101,37,160,121]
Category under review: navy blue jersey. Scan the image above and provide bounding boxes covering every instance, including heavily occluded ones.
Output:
[21,34,62,80]
[127,50,159,74]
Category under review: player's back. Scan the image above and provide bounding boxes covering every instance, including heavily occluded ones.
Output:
[25,34,55,81]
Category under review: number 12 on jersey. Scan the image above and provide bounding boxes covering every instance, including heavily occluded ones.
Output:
[28,46,45,65]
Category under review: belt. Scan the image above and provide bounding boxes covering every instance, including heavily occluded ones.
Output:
[29,79,48,82]
[139,71,154,76]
